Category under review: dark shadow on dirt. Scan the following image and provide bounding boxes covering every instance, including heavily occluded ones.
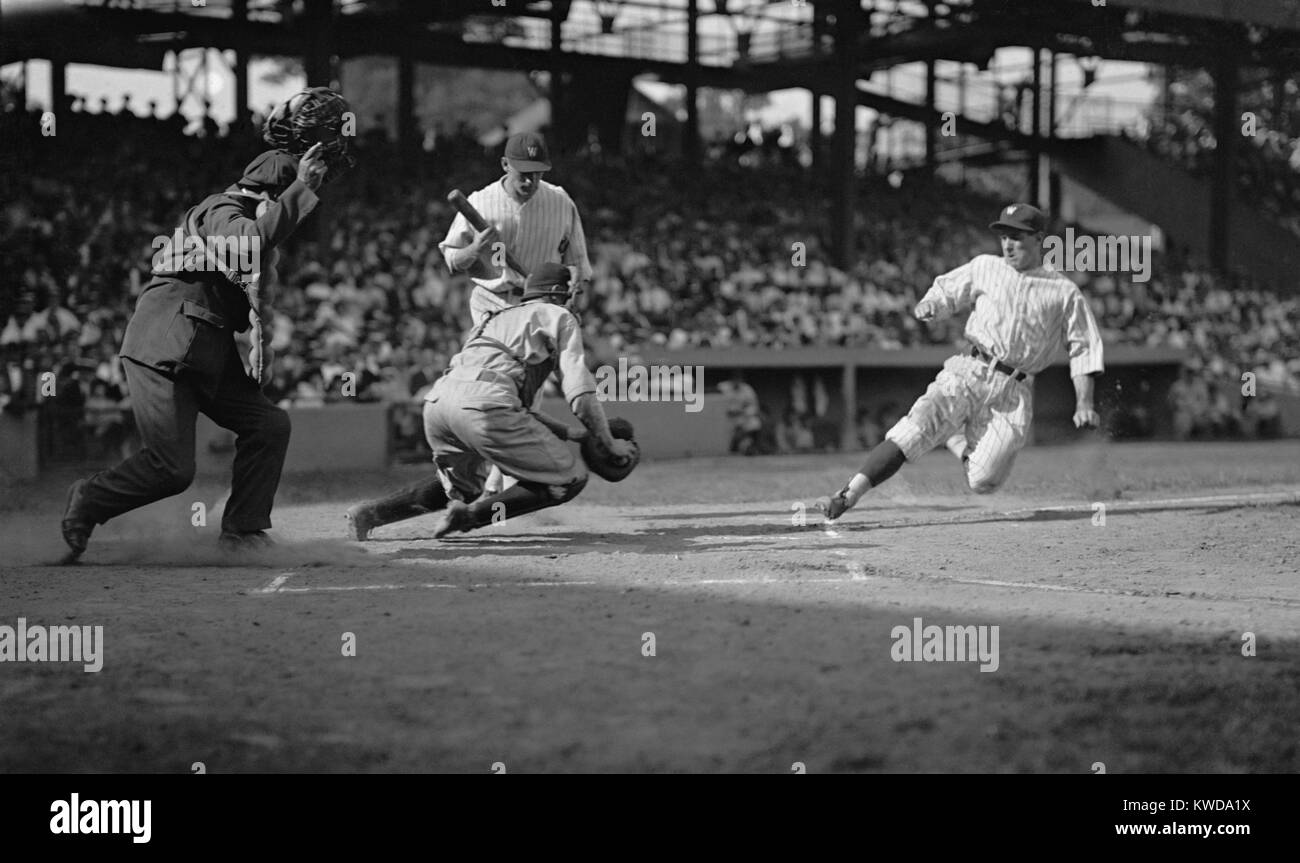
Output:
[2,549,1297,773]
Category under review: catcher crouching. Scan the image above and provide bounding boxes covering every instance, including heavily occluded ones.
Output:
[345,263,638,540]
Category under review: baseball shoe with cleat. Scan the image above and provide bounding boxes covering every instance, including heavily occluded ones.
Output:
[60,478,96,564]
[432,500,473,539]
[815,487,855,522]
[345,504,377,541]
[218,530,274,553]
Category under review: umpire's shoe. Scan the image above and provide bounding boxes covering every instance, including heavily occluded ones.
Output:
[344,504,377,541]
[61,478,96,564]
[218,530,274,553]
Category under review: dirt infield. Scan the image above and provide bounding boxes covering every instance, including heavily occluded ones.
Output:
[2,440,1298,773]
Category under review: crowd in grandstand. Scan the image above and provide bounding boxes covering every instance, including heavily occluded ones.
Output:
[1,93,1296,461]
[1134,109,1300,238]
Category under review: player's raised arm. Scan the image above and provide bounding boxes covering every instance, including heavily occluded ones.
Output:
[204,146,330,385]
[1064,285,1105,428]
[207,147,322,272]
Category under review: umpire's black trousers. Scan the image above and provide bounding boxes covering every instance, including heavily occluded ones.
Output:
[79,348,291,534]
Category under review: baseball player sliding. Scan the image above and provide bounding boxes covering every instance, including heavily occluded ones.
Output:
[440,131,593,495]
[818,203,1104,521]
[345,263,636,541]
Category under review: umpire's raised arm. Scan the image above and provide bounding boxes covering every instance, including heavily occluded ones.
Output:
[216,144,326,276]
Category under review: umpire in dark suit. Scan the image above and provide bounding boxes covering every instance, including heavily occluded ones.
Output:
[60,144,329,561]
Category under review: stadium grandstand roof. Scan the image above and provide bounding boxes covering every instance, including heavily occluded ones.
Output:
[3,0,1299,79]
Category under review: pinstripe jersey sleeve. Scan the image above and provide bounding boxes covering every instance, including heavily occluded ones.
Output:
[1063,284,1105,377]
[920,257,981,317]
[439,200,477,271]
[439,185,522,294]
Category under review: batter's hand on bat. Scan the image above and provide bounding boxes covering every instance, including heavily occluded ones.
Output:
[470,224,499,254]
[297,142,328,191]
[1073,406,1100,429]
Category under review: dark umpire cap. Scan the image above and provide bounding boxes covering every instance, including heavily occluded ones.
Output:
[521,262,571,299]
[989,203,1047,234]
[237,149,300,194]
[504,132,552,172]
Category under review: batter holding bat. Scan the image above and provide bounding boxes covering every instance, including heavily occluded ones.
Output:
[441,131,593,494]
[817,203,1105,522]
[441,131,593,325]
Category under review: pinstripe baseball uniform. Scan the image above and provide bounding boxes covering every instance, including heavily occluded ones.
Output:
[439,178,593,325]
[423,300,597,499]
[886,254,1105,492]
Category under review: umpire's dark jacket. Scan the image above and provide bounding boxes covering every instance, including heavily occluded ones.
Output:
[120,176,318,395]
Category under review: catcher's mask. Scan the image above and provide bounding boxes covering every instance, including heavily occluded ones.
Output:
[520,262,576,305]
[262,87,356,182]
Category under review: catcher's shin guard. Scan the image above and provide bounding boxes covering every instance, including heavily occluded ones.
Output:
[438,477,587,537]
[346,478,449,540]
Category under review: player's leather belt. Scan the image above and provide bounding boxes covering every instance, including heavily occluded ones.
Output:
[969,346,1028,382]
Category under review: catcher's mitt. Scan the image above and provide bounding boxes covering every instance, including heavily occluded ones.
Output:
[581,417,640,482]
[262,87,355,181]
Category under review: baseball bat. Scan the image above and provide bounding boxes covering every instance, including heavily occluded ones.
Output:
[447,189,529,279]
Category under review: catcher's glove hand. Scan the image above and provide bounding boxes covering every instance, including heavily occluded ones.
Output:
[263,87,355,181]
[581,417,640,482]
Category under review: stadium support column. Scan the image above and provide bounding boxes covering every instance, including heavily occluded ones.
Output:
[235,56,249,127]
[840,362,857,451]
[303,0,334,88]
[1029,47,1042,206]
[50,56,66,138]
[924,59,936,176]
[233,0,249,126]
[551,6,565,154]
[957,62,966,186]
[810,91,821,169]
[1210,57,1237,273]
[397,47,415,155]
[568,72,632,154]
[830,0,858,270]
[684,0,700,164]
[1047,50,1060,216]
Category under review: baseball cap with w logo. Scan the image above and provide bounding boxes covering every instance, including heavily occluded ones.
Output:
[504,132,552,172]
[989,203,1047,234]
